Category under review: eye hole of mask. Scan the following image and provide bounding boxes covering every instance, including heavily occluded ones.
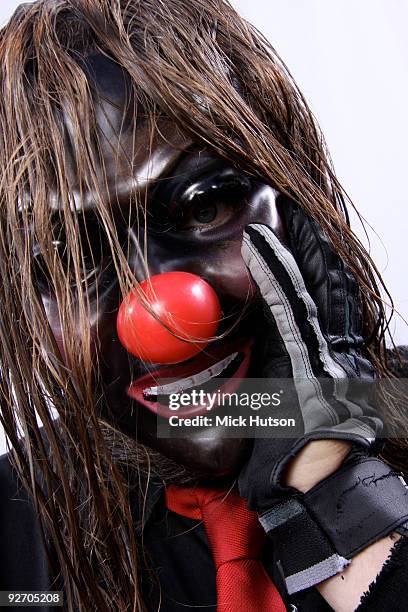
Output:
[148,166,252,233]
[31,212,112,293]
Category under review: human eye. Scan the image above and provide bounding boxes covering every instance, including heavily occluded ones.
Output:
[149,166,252,234]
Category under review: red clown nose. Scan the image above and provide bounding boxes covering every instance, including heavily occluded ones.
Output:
[117,272,222,364]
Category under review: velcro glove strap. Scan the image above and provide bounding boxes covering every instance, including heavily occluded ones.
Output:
[259,455,408,594]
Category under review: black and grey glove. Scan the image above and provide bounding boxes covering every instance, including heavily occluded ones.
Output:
[238,201,408,595]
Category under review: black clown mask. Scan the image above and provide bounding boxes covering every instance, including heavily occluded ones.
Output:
[39,54,286,477]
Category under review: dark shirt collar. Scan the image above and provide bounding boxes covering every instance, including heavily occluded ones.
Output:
[130,477,165,534]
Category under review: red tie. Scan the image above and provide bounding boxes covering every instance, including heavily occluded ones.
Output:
[165,485,286,612]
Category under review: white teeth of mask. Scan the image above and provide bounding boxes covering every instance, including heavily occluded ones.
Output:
[143,352,238,397]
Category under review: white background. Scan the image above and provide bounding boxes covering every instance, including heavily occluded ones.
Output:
[1,1,407,454]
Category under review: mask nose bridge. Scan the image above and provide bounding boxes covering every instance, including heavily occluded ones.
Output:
[127,226,146,279]
[126,224,215,282]
[126,225,169,282]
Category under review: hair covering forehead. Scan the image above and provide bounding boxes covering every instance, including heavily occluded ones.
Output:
[62,52,136,147]
[44,49,191,212]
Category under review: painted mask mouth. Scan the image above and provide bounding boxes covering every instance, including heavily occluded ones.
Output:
[127,337,253,419]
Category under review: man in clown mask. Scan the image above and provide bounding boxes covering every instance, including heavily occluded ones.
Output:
[0,1,408,611]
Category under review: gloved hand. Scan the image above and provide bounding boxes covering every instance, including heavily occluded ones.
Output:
[238,199,382,511]
[237,200,408,596]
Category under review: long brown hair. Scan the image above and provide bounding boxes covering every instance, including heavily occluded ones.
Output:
[0,1,405,610]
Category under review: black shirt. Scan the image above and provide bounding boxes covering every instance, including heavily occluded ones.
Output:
[1,452,407,611]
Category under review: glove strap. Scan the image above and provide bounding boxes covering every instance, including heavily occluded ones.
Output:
[259,456,408,594]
